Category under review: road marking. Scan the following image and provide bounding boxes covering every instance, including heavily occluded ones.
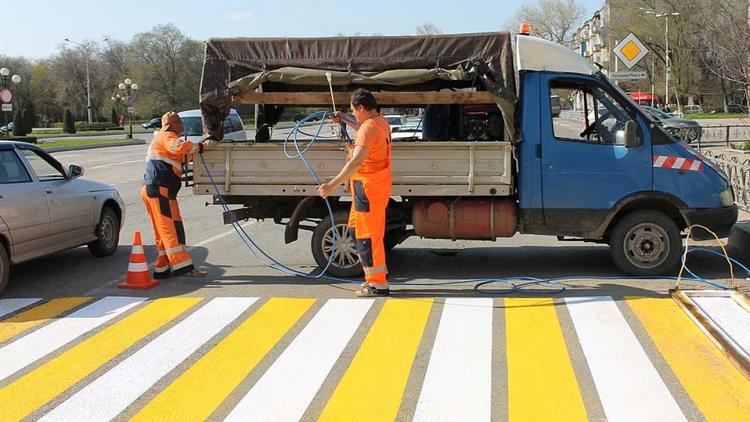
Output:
[690,296,750,357]
[319,299,433,422]
[0,298,200,421]
[413,298,493,422]
[40,297,256,422]
[0,296,143,382]
[89,159,142,169]
[627,297,750,421]
[131,297,314,421]
[0,298,42,319]
[565,297,686,422]
[0,297,91,343]
[188,221,256,250]
[505,298,587,421]
[224,299,373,422]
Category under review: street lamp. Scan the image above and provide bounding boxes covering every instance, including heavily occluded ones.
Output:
[119,79,138,138]
[64,38,93,124]
[640,8,680,109]
[0,67,22,139]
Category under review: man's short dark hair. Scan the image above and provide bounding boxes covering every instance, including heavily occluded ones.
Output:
[351,89,377,110]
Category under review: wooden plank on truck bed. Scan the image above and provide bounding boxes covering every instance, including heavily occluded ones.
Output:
[193,141,513,197]
[232,91,495,105]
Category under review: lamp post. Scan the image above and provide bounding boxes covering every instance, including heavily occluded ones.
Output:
[640,8,680,109]
[64,38,93,124]
[119,79,138,139]
[0,68,22,139]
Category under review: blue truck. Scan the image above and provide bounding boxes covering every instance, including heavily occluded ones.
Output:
[193,31,737,277]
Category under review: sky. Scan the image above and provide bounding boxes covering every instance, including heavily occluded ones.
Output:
[3,0,605,59]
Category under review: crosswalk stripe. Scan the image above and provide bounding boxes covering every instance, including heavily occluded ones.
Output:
[505,298,587,421]
[0,297,92,343]
[0,296,144,383]
[39,297,257,422]
[224,299,374,422]
[565,297,686,422]
[319,299,433,422]
[627,297,750,421]
[0,298,42,319]
[413,298,493,422]
[690,296,750,357]
[0,297,200,422]
[131,297,315,421]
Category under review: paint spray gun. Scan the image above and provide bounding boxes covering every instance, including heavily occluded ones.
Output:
[325,72,356,143]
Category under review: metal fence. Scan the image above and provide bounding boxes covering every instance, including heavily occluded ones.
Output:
[695,125,750,148]
[702,150,750,211]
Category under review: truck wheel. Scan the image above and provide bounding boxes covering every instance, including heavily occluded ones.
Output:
[311,211,363,278]
[609,210,682,276]
[88,207,120,257]
[0,242,9,295]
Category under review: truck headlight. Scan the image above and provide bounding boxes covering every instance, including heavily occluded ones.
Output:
[719,187,735,207]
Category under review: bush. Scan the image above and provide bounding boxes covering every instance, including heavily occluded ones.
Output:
[24,102,36,131]
[111,108,118,125]
[12,110,26,136]
[63,109,76,134]
[74,122,121,131]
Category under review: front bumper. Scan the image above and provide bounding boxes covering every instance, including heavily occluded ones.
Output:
[682,204,739,240]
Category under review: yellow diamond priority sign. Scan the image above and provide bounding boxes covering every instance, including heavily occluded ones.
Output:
[613,33,649,70]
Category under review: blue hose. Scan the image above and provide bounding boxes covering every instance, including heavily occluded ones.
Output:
[198,112,749,294]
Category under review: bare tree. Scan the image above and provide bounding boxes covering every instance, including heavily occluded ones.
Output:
[506,0,585,43]
[416,23,443,35]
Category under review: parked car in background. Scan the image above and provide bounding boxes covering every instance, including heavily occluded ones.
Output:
[142,117,161,129]
[178,109,246,142]
[0,141,125,294]
[0,122,14,133]
[682,105,704,114]
[641,106,702,144]
[384,115,407,132]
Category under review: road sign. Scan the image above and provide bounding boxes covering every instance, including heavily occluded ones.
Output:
[613,33,649,70]
[1,104,12,112]
[0,88,13,104]
[609,71,648,82]
[127,106,135,114]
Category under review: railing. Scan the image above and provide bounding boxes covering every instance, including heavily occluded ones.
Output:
[695,125,750,148]
[702,150,750,211]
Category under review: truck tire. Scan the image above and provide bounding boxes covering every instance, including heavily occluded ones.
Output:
[609,210,682,276]
[311,211,364,278]
[0,242,9,296]
[88,207,120,257]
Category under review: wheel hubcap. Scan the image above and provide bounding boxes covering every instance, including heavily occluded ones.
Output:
[101,216,116,249]
[623,223,670,269]
[322,224,359,269]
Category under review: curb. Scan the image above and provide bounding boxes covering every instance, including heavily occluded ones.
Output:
[44,140,146,153]
[728,221,750,261]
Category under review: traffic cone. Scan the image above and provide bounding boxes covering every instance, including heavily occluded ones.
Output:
[118,231,160,289]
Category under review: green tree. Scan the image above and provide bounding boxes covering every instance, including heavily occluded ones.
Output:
[12,109,25,136]
[23,101,36,132]
[63,108,76,134]
[111,107,118,125]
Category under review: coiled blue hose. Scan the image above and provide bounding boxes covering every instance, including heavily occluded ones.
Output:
[198,112,749,294]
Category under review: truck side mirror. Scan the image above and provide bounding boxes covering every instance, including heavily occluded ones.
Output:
[617,120,638,148]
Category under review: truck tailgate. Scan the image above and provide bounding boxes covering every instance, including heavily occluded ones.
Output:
[192,141,513,197]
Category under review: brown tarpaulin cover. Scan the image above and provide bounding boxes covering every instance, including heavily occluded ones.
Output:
[199,32,518,141]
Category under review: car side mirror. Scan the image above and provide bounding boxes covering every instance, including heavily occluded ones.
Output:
[68,164,84,178]
[616,120,638,148]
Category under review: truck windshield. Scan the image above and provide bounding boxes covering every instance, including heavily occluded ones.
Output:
[181,116,203,136]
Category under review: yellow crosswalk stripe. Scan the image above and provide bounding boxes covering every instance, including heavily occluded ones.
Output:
[131,297,315,422]
[627,297,750,421]
[505,298,588,421]
[0,297,200,422]
[319,299,433,422]
[0,297,92,343]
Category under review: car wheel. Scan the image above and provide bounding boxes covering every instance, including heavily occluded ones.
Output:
[88,207,120,257]
[609,210,682,276]
[0,242,9,295]
[311,211,363,278]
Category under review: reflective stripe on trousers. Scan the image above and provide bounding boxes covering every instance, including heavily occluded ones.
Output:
[140,186,194,278]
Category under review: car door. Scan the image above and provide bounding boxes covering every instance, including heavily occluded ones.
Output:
[0,146,52,262]
[541,75,652,234]
[18,147,95,248]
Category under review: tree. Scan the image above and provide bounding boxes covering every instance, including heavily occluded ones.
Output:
[12,110,25,136]
[416,23,443,35]
[111,107,118,125]
[506,0,585,43]
[63,108,76,134]
[23,101,36,132]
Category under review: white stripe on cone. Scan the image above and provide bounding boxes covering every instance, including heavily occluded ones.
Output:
[127,262,149,273]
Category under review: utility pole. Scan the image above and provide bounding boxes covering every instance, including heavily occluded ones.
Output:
[64,38,93,124]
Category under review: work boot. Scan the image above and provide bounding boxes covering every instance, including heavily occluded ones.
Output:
[355,285,390,297]
[182,268,208,278]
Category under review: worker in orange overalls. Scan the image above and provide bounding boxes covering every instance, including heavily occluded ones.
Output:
[142,111,210,278]
[318,89,392,297]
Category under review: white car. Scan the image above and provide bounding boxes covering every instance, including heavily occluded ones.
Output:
[0,141,125,294]
[178,109,246,142]
[384,115,407,132]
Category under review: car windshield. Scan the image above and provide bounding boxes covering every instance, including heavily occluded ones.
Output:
[642,106,672,120]
[181,116,202,136]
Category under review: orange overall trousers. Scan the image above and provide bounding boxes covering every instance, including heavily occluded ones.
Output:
[348,118,392,288]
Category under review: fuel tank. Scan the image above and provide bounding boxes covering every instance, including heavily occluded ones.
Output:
[412,198,517,240]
